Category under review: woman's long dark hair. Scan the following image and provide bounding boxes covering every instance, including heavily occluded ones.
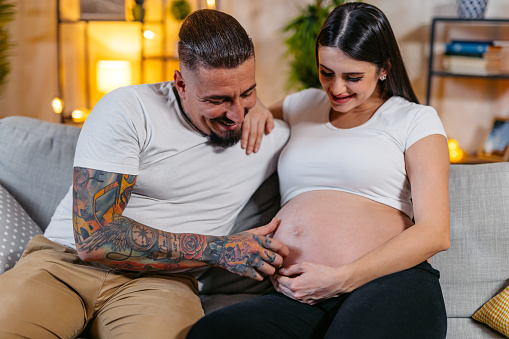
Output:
[316,2,419,104]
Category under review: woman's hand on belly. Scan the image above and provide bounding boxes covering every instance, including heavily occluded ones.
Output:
[273,262,355,305]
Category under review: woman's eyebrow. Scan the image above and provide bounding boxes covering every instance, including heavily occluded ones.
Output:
[319,64,364,76]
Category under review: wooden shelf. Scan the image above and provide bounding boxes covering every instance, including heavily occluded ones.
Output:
[451,154,507,164]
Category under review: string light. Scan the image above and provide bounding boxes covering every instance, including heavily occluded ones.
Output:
[143,30,155,40]
[51,97,63,114]
[448,139,464,163]
[71,109,90,123]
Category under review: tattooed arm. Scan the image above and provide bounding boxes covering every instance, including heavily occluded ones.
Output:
[73,167,288,280]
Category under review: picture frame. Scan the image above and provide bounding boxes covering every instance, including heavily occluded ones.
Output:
[477,116,509,162]
[80,0,125,21]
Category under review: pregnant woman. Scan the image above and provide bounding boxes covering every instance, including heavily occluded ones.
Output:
[188,3,450,338]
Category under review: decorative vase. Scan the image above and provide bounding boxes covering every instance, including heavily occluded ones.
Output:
[457,0,488,19]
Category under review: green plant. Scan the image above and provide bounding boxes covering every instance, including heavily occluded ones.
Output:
[132,0,145,22]
[283,0,360,90]
[0,0,14,94]
[169,0,192,21]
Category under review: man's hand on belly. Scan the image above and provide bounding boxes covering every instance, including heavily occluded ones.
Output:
[205,218,290,281]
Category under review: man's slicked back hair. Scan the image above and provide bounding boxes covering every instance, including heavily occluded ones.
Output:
[178,9,255,70]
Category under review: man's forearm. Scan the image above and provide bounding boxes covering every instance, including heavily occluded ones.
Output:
[72,166,282,276]
[76,215,205,271]
[76,215,272,276]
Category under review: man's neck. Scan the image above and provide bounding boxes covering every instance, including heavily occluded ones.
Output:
[172,85,206,136]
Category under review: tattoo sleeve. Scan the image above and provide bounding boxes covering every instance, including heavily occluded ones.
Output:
[73,167,275,274]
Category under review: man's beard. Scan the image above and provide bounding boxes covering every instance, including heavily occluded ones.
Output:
[208,109,248,148]
[208,128,243,148]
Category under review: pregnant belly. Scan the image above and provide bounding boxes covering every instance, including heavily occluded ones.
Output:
[273,190,413,268]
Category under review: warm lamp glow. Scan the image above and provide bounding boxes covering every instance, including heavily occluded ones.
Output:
[143,30,155,39]
[52,97,64,114]
[71,109,91,123]
[96,60,132,93]
[448,139,464,163]
[206,0,215,8]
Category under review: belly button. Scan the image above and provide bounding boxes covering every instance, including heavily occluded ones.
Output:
[292,227,303,237]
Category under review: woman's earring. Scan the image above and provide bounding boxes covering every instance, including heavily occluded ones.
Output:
[379,74,387,81]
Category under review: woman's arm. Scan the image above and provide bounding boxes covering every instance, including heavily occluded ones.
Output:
[275,134,450,303]
[268,98,285,121]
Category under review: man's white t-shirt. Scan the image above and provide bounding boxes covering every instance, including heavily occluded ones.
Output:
[44,82,290,249]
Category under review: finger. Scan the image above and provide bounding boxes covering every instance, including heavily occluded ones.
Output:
[275,274,294,289]
[232,263,264,281]
[270,275,280,292]
[265,114,275,134]
[248,217,278,236]
[258,249,283,268]
[241,117,251,150]
[279,263,304,276]
[276,283,300,302]
[245,267,264,281]
[250,234,289,261]
[248,219,289,258]
[248,251,283,275]
[254,261,277,277]
[275,277,311,303]
[237,252,275,278]
[262,237,290,259]
[252,119,265,153]
[245,119,258,154]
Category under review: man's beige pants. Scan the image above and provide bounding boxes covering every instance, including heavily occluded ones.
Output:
[0,235,204,339]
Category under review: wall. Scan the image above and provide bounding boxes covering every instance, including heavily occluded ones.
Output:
[0,0,59,123]
[1,0,509,153]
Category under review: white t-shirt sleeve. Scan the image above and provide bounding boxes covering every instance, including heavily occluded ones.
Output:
[405,106,447,151]
[74,87,146,175]
[282,88,325,125]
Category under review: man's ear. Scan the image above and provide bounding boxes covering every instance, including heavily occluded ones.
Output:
[174,70,186,99]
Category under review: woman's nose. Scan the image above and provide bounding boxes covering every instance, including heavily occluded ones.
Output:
[331,78,346,95]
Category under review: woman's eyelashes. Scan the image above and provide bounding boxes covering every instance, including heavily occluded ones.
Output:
[320,69,334,77]
[346,76,363,82]
[320,70,364,83]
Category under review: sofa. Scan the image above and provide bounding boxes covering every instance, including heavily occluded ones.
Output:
[0,115,508,338]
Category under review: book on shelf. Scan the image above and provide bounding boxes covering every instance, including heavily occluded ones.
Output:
[444,40,493,57]
[442,40,509,75]
[493,40,509,48]
[442,55,500,75]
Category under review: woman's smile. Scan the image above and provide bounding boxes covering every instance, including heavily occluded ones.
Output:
[331,92,355,104]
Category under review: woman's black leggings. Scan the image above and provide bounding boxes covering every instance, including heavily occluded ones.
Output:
[187,262,447,339]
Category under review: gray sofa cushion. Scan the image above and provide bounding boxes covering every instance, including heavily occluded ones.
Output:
[0,116,80,230]
[431,163,509,336]
[447,318,505,338]
[0,183,42,272]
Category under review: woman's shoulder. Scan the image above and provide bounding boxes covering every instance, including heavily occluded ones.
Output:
[283,88,330,125]
[283,88,329,118]
[378,96,445,148]
[286,87,328,102]
[385,96,434,111]
[381,96,438,121]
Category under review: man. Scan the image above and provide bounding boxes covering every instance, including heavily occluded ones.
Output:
[0,9,289,339]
